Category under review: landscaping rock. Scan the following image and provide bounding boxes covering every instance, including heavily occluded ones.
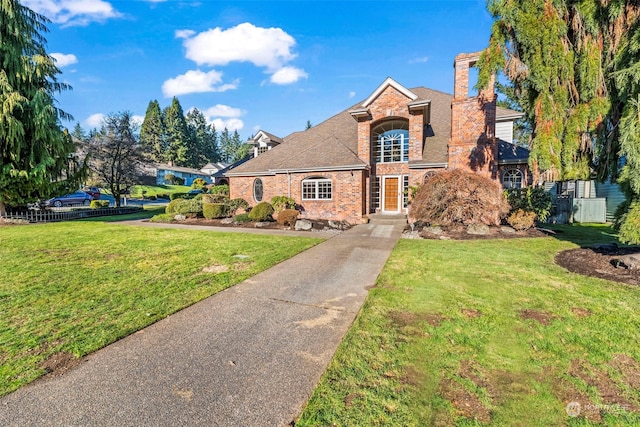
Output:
[254,221,270,228]
[328,220,342,230]
[500,226,516,234]
[174,214,186,221]
[401,231,421,239]
[421,225,444,237]
[220,217,234,225]
[294,219,313,231]
[612,253,640,270]
[467,224,490,235]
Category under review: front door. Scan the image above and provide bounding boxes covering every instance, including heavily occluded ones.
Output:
[383,176,400,212]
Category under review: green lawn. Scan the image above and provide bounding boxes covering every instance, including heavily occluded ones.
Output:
[297,224,640,426]
[0,220,322,397]
[128,184,190,198]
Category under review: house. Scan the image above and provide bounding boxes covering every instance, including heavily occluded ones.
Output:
[155,163,214,186]
[226,51,528,224]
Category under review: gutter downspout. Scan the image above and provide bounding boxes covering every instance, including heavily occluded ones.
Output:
[287,170,291,198]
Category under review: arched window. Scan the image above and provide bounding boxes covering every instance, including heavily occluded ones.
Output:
[372,120,409,163]
[253,178,263,202]
[502,169,523,189]
[302,177,332,200]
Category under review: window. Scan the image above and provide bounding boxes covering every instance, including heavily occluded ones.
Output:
[371,176,380,211]
[253,178,263,202]
[302,177,332,200]
[372,120,409,163]
[502,169,523,189]
[402,175,409,208]
[256,146,269,156]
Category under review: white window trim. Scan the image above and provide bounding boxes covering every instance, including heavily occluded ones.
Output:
[301,178,332,201]
[502,168,523,189]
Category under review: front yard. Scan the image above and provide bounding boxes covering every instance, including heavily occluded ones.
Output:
[297,225,640,426]
[0,220,322,397]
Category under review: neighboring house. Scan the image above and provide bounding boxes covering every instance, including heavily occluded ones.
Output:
[155,164,213,186]
[226,51,528,223]
[201,162,231,185]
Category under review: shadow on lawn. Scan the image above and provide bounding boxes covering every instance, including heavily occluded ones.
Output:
[541,223,621,248]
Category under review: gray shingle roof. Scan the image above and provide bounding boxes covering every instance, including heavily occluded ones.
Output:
[227,84,524,175]
[497,140,530,164]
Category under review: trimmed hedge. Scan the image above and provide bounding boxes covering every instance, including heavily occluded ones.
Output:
[166,198,203,215]
[90,200,110,209]
[227,198,249,215]
[233,213,252,223]
[248,202,274,221]
[209,184,229,196]
[271,196,296,214]
[170,192,188,201]
[203,203,228,219]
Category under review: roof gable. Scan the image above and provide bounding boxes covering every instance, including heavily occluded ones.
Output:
[361,77,418,108]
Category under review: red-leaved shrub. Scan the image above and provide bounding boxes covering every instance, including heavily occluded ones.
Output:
[409,169,510,225]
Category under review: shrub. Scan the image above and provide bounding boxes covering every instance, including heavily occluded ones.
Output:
[506,209,537,231]
[248,202,274,221]
[150,213,175,223]
[277,209,299,226]
[203,203,228,219]
[90,200,110,209]
[191,178,207,190]
[174,176,185,185]
[170,192,188,201]
[409,169,510,226]
[271,196,296,214]
[233,213,252,223]
[203,193,228,204]
[504,186,552,222]
[166,198,203,216]
[617,200,640,244]
[209,184,230,197]
[227,198,249,215]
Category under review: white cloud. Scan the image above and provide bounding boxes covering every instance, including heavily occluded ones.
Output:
[161,70,237,97]
[212,118,244,132]
[175,29,196,39]
[85,113,105,128]
[181,22,297,71]
[131,115,144,127]
[408,56,429,64]
[50,52,78,67]
[348,91,356,99]
[270,66,308,85]
[22,0,122,26]
[202,104,243,118]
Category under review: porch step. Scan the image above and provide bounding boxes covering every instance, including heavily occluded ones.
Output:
[367,213,408,226]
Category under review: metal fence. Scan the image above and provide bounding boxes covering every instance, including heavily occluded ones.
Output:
[1,207,143,223]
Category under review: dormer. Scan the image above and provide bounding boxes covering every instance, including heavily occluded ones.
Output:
[249,130,283,157]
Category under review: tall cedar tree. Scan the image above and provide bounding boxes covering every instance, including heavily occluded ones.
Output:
[88,112,143,207]
[139,100,166,163]
[186,108,220,166]
[479,0,640,243]
[163,97,189,166]
[0,0,86,214]
[219,128,249,163]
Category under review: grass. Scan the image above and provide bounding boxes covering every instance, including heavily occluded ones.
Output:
[296,224,640,426]
[0,220,322,397]
[78,205,166,222]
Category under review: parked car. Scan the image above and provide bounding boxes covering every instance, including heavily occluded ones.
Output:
[82,186,101,200]
[45,191,93,207]
[187,189,205,195]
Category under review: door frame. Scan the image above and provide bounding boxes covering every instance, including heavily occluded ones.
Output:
[381,175,402,213]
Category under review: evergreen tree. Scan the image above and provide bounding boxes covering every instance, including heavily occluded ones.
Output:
[219,128,249,163]
[140,100,166,163]
[305,120,313,130]
[186,108,219,167]
[163,97,189,166]
[219,127,232,163]
[0,0,86,214]
[71,122,87,142]
[479,0,640,242]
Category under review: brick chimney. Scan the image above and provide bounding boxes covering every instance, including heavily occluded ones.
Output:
[449,51,497,177]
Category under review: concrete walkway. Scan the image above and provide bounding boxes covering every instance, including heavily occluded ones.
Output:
[0,221,405,426]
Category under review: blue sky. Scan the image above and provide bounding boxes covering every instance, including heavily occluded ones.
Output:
[25,0,494,140]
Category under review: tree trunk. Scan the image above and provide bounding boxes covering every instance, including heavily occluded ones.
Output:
[0,200,6,217]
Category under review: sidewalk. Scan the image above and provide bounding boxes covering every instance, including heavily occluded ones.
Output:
[0,221,405,426]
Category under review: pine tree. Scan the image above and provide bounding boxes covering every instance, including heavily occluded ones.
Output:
[163,97,189,166]
[479,0,640,242]
[0,0,86,214]
[140,100,166,163]
[71,122,87,142]
[186,108,219,167]
[219,127,231,163]
[219,128,249,163]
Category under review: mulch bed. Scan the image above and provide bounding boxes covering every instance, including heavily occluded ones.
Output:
[555,246,640,287]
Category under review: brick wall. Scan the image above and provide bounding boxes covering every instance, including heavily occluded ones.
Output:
[449,52,497,178]
[230,170,366,224]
